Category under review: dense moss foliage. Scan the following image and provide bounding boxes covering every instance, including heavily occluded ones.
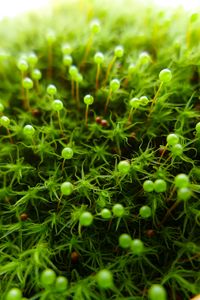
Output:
[0,1,200,299]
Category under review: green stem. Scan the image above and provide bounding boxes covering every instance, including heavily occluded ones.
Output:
[104,56,116,85]
[57,111,63,134]
[104,89,112,113]
[96,63,101,90]
[148,81,163,117]
[85,105,89,127]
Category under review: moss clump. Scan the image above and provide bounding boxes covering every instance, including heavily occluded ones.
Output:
[0,1,200,299]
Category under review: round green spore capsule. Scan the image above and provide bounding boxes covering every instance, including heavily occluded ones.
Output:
[61,182,73,195]
[17,59,28,72]
[101,208,112,219]
[110,79,120,91]
[31,69,42,80]
[84,94,94,105]
[0,116,10,127]
[138,51,151,65]
[159,68,172,82]
[61,43,72,55]
[79,211,93,226]
[154,179,167,193]
[114,45,124,58]
[140,205,152,218]
[117,160,130,174]
[47,84,57,96]
[130,239,144,255]
[46,30,56,44]
[112,203,125,217]
[52,99,63,111]
[6,288,22,300]
[143,180,154,192]
[22,77,33,89]
[90,19,101,34]
[0,102,4,112]
[175,174,189,188]
[129,97,140,108]
[94,52,104,64]
[171,143,183,156]
[119,233,132,248]
[167,133,179,146]
[40,268,56,287]
[61,147,73,159]
[128,63,136,75]
[23,125,35,137]
[63,54,72,66]
[96,269,113,289]
[140,96,149,106]
[195,122,200,134]
[55,276,68,291]
[177,187,192,201]
[27,52,38,66]
[148,284,167,300]
[69,65,78,79]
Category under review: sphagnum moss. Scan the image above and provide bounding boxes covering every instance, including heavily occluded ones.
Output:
[0,1,200,299]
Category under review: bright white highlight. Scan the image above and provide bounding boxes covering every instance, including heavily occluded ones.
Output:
[0,0,49,19]
[0,0,199,20]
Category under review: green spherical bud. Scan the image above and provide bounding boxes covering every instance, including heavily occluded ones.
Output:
[114,45,124,58]
[75,73,83,83]
[1,116,10,127]
[159,68,172,83]
[17,59,28,72]
[129,97,140,108]
[46,30,56,44]
[177,187,192,201]
[130,239,144,255]
[128,63,136,75]
[112,203,125,217]
[90,19,101,34]
[79,211,93,226]
[143,180,154,192]
[154,179,167,193]
[61,181,73,195]
[148,284,167,300]
[40,268,56,287]
[96,269,113,289]
[47,84,57,96]
[118,160,131,174]
[119,233,132,248]
[94,52,104,64]
[63,54,72,66]
[55,276,68,291]
[166,133,179,146]
[22,77,33,90]
[84,94,94,105]
[138,51,151,65]
[31,69,42,80]
[140,96,149,106]
[52,99,63,111]
[23,124,35,136]
[174,174,189,188]
[110,79,120,91]
[195,122,200,134]
[69,65,78,79]
[139,205,152,218]
[61,43,72,55]
[6,288,22,300]
[62,147,73,159]
[101,208,112,219]
[171,143,183,156]
[27,52,38,67]
[0,102,4,112]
